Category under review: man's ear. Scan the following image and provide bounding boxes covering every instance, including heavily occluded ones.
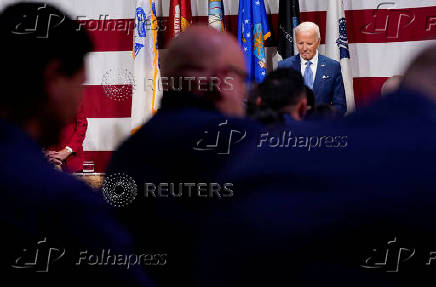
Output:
[298,97,308,119]
[256,96,262,106]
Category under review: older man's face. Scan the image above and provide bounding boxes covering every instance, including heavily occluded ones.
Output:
[296,29,320,61]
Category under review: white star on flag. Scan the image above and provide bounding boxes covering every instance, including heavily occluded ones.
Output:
[256,1,260,5]
[245,19,249,24]
[246,33,250,38]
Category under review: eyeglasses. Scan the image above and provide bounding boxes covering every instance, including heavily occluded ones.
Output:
[226,65,250,83]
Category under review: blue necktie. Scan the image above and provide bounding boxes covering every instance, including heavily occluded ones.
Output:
[304,61,313,90]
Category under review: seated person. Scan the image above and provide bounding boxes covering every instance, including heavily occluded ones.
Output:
[45,101,87,172]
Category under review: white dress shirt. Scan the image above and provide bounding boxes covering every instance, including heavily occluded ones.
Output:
[300,50,319,84]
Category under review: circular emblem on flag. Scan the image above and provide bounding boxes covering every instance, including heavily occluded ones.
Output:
[101,68,135,102]
[102,173,138,208]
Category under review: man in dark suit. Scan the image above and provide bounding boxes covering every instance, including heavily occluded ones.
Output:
[193,45,436,286]
[0,3,151,286]
[278,21,347,115]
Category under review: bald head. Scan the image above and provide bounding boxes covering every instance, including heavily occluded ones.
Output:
[161,25,244,78]
[160,25,248,117]
[403,44,436,100]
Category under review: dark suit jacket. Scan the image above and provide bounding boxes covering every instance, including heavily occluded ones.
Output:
[106,91,261,287]
[0,120,151,286]
[278,53,347,115]
[193,88,436,286]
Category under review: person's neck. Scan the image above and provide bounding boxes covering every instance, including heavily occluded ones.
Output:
[403,82,436,105]
[160,90,218,112]
[281,106,302,121]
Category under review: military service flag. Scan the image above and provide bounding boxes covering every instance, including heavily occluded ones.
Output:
[238,0,271,83]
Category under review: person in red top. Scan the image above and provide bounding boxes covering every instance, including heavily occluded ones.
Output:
[46,101,87,173]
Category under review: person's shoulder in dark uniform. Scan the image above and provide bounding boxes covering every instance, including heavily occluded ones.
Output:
[106,26,260,287]
[0,3,152,286]
[193,45,436,286]
[0,120,152,286]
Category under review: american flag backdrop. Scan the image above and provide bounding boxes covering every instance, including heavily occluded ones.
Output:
[1,0,435,172]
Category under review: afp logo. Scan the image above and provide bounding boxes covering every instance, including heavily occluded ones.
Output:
[11,238,65,272]
[361,2,415,39]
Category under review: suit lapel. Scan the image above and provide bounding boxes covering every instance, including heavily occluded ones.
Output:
[313,55,326,96]
[292,55,301,73]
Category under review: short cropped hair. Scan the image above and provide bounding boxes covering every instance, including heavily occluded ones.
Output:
[403,44,436,96]
[0,2,93,120]
[295,22,321,40]
[248,68,306,125]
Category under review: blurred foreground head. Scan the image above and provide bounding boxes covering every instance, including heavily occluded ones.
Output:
[249,68,307,125]
[402,44,436,99]
[161,25,247,117]
[0,2,93,146]
[381,75,403,96]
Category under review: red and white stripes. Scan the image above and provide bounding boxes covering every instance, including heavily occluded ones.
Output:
[1,0,434,171]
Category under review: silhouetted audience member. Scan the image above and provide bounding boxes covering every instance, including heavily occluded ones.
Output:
[381,75,403,96]
[194,45,436,286]
[248,68,308,126]
[0,3,151,286]
[306,103,341,120]
[305,85,316,113]
[106,25,260,287]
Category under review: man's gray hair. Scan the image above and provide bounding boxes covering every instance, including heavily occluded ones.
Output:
[295,22,321,40]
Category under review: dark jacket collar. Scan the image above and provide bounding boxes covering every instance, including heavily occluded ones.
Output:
[160,91,219,113]
[0,119,46,164]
